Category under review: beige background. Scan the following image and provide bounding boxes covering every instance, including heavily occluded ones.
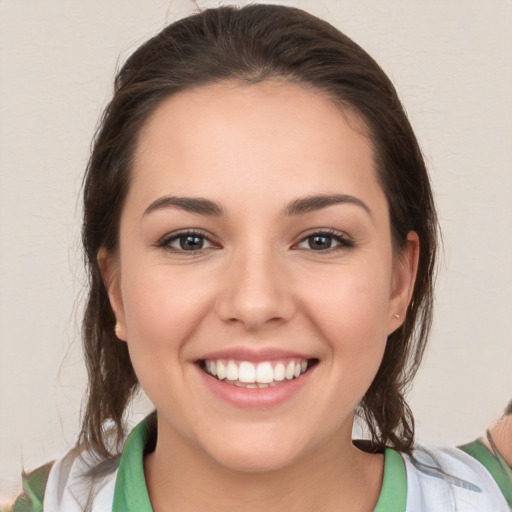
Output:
[1,0,511,503]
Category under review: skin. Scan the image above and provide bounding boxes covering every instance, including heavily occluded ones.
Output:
[488,415,512,466]
[100,81,419,512]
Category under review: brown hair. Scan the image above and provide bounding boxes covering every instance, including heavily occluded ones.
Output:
[79,4,438,458]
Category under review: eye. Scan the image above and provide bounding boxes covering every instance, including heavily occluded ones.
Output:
[158,230,216,253]
[295,230,353,252]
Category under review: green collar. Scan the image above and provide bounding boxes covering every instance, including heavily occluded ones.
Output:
[373,448,407,512]
[112,419,153,512]
[112,418,407,512]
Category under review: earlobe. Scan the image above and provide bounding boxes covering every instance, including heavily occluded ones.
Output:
[388,231,420,334]
[97,248,127,341]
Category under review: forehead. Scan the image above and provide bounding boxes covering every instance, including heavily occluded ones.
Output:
[129,80,383,214]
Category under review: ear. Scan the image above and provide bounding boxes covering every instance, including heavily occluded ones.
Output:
[387,231,420,334]
[97,247,127,341]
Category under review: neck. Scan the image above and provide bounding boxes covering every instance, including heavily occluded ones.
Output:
[144,421,384,512]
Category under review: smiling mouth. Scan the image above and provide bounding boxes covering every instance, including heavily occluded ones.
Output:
[198,358,319,388]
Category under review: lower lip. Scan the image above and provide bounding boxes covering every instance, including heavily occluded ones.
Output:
[197,365,314,408]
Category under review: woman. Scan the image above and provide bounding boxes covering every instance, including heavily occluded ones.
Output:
[11,4,511,511]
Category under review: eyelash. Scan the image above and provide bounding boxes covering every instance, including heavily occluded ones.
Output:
[157,229,217,254]
[157,229,354,254]
[294,229,354,253]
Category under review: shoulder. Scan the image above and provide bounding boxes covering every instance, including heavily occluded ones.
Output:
[44,448,119,512]
[11,462,53,512]
[12,448,119,512]
[402,445,510,512]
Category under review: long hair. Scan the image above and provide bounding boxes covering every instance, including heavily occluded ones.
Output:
[79,4,438,458]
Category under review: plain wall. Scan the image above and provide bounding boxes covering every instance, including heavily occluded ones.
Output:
[1,0,511,503]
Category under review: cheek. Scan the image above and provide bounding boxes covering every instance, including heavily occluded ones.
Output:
[119,262,216,356]
[307,261,391,314]
[298,262,391,356]
[118,264,217,416]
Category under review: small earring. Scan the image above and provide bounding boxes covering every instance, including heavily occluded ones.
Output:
[393,313,400,319]
[114,323,121,337]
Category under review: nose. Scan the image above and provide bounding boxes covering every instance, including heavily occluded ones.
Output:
[215,246,296,331]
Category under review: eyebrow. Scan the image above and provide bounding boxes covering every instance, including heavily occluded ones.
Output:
[284,194,372,217]
[143,196,224,217]
[143,193,371,218]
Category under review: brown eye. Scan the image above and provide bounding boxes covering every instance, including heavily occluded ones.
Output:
[296,230,353,252]
[307,234,333,251]
[159,230,215,252]
[178,234,204,251]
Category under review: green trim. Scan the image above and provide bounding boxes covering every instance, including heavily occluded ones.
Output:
[372,448,407,512]
[459,439,512,508]
[113,418,408,512]
[112,420,153,512]
[11,462,53,512]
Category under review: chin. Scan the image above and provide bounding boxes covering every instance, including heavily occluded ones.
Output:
[200,430,306,474]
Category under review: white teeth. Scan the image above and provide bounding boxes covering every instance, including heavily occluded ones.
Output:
[238,361,256,383]
[256,362,274,383]
[216,361,226,380]
[274,362,285,381]
[226,361,238,381]
[203,358,312,385]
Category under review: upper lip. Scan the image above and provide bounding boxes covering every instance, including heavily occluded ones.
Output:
[195,347,316,363]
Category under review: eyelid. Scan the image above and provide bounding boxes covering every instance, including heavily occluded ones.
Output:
[157,228,220,253]
[293,228,354,251]
[155,227,353,254]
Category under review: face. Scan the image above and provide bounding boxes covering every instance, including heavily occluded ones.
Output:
[102,81,418,472]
